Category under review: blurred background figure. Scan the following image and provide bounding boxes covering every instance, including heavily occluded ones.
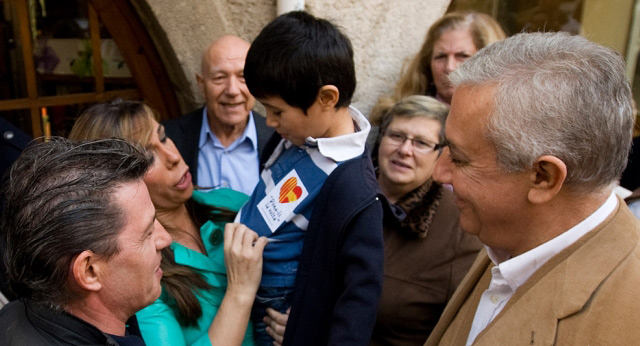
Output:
[0,117,31,184]
[370,95,482,345]
[0,117,31,306]
[371,12,505,124]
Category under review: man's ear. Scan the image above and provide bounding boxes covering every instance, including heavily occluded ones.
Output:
[317,85,340,109]
[196,74,205,96]
[70,250,102,292]
[527,155,567,204]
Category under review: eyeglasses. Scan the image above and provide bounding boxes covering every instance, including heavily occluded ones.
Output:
[382,129,443,153]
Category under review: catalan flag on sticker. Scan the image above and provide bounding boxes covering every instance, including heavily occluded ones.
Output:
[257,169,309,233]
[279,177,303,203]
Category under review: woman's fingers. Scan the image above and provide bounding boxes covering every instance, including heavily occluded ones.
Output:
[223,223,266,293]
[224,223,266,257]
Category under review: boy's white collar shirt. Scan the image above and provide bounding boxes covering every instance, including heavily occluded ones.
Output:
[466,191,618,346]
[264,106,371,169]
[304,106,370,162]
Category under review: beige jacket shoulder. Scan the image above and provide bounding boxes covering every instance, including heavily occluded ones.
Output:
[425,198,640,346]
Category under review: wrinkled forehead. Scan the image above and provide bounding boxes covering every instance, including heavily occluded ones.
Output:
[203,40,249,71]
[446,85,496,147]
[387,114,442,137]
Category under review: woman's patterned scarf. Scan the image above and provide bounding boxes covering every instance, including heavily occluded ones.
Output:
[395,178,443,239]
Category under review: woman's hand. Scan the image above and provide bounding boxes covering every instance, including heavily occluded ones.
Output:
[208,223,267,345]
[223,223,268,300]
[264,307,289,346]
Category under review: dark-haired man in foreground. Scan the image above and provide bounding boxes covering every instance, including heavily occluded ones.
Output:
[0,138,171,345]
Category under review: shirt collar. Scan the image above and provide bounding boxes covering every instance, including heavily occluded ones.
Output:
[169,220,226,274]
[198,108,258,150]
[487,191,618,291]
[303,106,371,161]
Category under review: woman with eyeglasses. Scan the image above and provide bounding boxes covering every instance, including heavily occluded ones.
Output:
[370,95,482,345]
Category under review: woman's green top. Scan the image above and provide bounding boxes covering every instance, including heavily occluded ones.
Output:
[136,188,254,346]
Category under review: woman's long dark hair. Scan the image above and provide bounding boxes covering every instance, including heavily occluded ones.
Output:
[161,198,236,325]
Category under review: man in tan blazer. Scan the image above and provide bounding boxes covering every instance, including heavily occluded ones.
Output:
[426,32,640,346]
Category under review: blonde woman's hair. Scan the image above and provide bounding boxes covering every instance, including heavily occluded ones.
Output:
[69,98,157,146]
[371,12,505,124]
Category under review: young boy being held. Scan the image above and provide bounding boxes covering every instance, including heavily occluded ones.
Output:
[236,11,384,346]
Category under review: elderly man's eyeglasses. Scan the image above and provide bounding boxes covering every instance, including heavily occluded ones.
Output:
[383,129,443,153]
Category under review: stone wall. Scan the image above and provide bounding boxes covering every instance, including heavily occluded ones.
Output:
[139,0,450,116]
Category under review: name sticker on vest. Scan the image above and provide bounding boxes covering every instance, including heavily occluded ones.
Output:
[258,169,309,233]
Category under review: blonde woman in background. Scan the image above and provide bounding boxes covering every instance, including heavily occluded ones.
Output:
[371,12,505,124]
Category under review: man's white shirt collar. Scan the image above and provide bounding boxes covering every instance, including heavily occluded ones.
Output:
[466,191,618,346]
[487,191,618,291]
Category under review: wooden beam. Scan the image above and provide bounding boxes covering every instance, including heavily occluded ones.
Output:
[0,89,141,111]
[91,0,181,121]
[15,0,42,137]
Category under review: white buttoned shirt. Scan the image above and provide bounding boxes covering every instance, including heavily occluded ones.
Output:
[465,192,618,346]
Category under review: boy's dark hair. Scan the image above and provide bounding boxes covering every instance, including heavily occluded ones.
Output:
[245,11,356,113]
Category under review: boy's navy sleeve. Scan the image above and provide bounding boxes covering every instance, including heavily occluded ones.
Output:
[283,154,384,346]
[327,199,384,345]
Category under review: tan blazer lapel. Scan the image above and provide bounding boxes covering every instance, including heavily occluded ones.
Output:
[473,198,639,345]
[425,251,491,346]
